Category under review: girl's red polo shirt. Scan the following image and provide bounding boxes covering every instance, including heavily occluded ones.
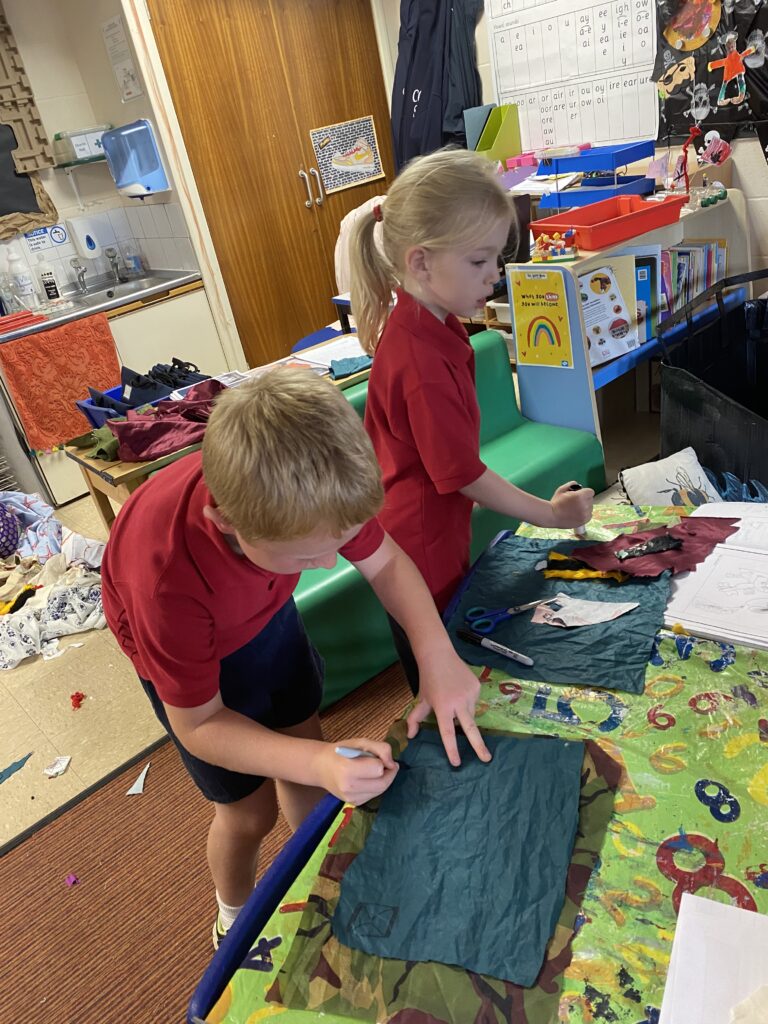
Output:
[101,451,384,707]
[364,289,486,611]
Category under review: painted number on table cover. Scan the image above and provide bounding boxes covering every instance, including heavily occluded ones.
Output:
[656,833,757,913]
[695,779,741,823]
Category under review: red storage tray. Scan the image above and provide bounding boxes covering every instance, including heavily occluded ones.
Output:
[530,194,688,250]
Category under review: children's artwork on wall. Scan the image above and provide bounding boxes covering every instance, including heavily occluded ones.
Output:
[654,0,768,164]
[309,116,384,195]
[509,268,574,369]
[662,0,722,53]
[483,0,658,150]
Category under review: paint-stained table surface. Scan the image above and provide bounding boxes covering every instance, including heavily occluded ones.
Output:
[200,506,768,1024]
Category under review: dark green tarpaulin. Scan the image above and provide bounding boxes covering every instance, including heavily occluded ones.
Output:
[332,730,583,986]
[446,535,671,693]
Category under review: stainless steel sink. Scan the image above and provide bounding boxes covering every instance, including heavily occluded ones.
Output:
[78,274,179,306]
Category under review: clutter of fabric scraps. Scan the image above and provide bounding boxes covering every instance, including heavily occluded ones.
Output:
[0,490,105,670]
[447,513,749,693]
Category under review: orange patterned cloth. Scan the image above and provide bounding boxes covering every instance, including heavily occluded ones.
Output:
[0,313,120,450]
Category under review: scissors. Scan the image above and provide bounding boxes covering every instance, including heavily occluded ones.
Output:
[465,598,552,634]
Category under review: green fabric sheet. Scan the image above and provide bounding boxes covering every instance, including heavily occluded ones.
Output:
[332,729,583,985]
[446,535,671,693]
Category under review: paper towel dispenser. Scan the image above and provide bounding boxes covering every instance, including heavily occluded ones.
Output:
[101,119,170,198]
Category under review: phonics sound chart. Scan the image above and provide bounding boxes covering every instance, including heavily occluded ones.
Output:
[485,0,659,149]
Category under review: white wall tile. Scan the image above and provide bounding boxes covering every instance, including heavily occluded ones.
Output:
[140,205,160,238]
[142,238,164,269]
[159,237,181,268]
[175,238,198,272]
[150,204,172,238]
[108,207,132,242]
[165,202,189,238]
[126,206,145,239]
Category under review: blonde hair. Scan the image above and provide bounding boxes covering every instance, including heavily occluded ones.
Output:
[350,148,517,353]
[202,368,384,541]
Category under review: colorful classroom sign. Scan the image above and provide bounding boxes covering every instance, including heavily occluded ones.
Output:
[510,268,573,369]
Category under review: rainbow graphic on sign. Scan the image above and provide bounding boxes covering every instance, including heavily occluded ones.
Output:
[510,269,574,369]
[527,315,560,350]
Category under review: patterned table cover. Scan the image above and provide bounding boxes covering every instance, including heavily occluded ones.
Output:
[206,506,768,1024]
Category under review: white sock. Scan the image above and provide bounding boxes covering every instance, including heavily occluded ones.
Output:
[216,892,244,932]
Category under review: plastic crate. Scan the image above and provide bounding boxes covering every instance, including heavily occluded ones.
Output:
[76,385,164,430]
[531,194,688,250]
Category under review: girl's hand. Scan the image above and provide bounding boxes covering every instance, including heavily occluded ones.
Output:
[406,651,492,767]
[312,739,398,805]
[550,481,594,528]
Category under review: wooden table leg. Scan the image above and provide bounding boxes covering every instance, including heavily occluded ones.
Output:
[79,466,116,532]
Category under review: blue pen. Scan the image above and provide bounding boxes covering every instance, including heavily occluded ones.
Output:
[334,745,379,759]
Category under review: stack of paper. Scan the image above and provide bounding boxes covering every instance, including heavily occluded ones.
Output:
[664,504,768,649]
[660,893,768,1024]
[506,171,580,196]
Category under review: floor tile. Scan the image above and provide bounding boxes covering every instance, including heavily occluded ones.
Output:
[0,688,88,846]
[7,631,164,789]
[55,496,110,542]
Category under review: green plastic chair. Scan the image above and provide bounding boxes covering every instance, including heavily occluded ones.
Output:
[295,330,606,707]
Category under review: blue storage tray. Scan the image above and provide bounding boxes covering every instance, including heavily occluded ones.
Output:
[76,384,164,430]
[536,140,655,175]
[538,173,654,209]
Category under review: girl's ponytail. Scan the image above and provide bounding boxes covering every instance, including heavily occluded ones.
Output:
[350,211,395,355]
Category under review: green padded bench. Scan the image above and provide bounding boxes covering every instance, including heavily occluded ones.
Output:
[295,330,606,708]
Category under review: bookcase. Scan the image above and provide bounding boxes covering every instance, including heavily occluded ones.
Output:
[504,189,751,449]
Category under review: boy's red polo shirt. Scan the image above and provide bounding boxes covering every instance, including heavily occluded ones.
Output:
[101,451,384,708]
[364,289,486,611]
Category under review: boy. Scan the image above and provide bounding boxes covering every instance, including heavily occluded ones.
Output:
[101,368,488,947]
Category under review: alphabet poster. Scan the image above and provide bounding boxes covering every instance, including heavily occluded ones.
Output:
[510,268,574,369]
[484,0,659,150]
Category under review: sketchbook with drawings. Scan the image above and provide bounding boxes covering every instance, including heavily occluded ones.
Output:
[664,504,768,649]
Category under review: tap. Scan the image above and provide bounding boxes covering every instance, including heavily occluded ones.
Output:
[70,257,88,295]
[105,247,127,285]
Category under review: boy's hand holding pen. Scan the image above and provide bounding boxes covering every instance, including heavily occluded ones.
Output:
[319,739,398,805]
[550,481,594,536]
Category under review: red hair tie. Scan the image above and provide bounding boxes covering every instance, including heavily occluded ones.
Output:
[372,203,383,223]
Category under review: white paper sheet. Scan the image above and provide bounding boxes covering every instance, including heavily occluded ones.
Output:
[666,549,768,642]
[659,894,768,1024]
[300,334,366,369]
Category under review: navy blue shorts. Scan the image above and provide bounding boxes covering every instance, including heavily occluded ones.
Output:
[139,598,324,804]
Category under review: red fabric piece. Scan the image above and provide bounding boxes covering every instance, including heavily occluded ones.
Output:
[101,450,385,707]
[574,517,741,577]
[107,378,226,462]
[70,691,86,709]
[364,289,486,611]
[0,314,120,449]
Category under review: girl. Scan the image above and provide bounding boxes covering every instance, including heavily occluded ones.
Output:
[350,148,594,696]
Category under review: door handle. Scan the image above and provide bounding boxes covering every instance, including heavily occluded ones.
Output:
[298,169,313,209]
[309,167,325,206]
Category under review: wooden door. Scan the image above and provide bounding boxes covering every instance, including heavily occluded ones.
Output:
[147,0,339,366]
[273,0,396,259]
